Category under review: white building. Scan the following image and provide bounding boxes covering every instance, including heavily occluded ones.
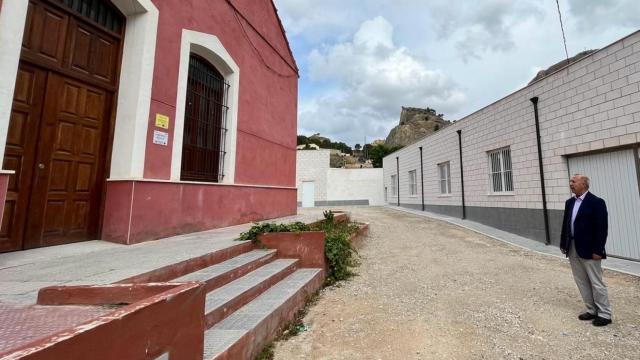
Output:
[384,30,640,261]
[297,150,384,207]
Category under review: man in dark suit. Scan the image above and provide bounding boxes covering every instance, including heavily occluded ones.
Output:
[560,174,612,326]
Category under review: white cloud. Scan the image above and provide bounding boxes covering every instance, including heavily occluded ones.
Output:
[273,0,363,42]
[567,0,640,32]
[426,0,544,61]
[299,17,466,144]
[276,0,545,61]
[272,0,639,146]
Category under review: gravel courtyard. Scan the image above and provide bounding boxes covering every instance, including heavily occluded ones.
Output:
[273,207,640,360]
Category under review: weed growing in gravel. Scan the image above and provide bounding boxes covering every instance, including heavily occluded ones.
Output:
[254,343,274,360]
[318,217,359,285]
[280,292,319,340]
[254,292,320,360]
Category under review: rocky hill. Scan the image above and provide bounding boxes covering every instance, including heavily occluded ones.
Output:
[385,107,450,148]
[529,49,598,84]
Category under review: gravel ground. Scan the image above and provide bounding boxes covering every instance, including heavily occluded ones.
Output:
[273,207,640,360]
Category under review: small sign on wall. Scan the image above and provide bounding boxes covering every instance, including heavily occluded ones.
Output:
[155,113,169,129]
[153,130,168,146]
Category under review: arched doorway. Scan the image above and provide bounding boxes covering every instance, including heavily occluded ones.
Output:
[1,0,125,251]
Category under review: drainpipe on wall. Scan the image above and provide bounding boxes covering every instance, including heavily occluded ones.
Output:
[396,156,400,207]
[419,146,425,211]
[456,130,466,219]
[530,97,551,245]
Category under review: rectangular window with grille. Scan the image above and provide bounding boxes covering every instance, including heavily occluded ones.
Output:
[408,170,417,195]
[488,147,513,193]
[438,162,451,194]
[391,175,397,196]
[181,54,230,183]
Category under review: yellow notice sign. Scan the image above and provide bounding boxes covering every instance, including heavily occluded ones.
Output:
[155,114,169,129]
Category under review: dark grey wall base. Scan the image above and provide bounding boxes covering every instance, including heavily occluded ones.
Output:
[316,200,369,206]
[397,203,564,246]
[427,204,464,218]
[466,206,564,245]
[547,210,564,247]
[400,203,423,211]
[297,200,370,207]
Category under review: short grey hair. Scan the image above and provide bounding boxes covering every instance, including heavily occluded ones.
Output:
[573,173,590,189]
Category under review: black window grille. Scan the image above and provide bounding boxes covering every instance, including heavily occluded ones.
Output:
[56,0,124,34]
[181,54,230,183]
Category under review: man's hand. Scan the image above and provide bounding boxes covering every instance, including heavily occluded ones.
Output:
[592,254,602,260]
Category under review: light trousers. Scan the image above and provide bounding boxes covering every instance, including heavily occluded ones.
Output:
[569,244,612,319]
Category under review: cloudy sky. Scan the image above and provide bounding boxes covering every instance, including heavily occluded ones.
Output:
[272,0,640,147]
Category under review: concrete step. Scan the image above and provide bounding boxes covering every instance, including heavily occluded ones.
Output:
[203,268,324,360]
[204,258,299,328]
[170,249,276,292]
[116,241,255,284]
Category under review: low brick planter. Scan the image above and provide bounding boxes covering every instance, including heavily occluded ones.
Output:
[258,231,326,269]
[256,217,369,274]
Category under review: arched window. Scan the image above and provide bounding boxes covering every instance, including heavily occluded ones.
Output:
[181,54,229,182]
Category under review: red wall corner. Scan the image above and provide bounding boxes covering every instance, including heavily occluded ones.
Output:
[101,181,134,244]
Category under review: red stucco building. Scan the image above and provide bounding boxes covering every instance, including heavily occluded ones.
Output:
[0,0,299,251]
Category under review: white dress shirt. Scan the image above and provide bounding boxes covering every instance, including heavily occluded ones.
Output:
[571,191,588,236]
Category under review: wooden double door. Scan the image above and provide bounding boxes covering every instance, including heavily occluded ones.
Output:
[0,0,124,252]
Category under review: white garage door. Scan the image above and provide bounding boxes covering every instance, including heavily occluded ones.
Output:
[568,148,640,261]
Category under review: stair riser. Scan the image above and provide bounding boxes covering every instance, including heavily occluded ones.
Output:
[204,262,298,329]
[210,270,325,360]
[203,253,277,293]
[117,242,255,284]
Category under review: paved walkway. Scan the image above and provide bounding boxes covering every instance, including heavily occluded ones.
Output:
[0,211,326,305]
[387,205,640,277]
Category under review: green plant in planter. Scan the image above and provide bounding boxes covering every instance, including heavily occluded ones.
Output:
[238,216,360,285]
[238,221,311,243]
[324,231,357,284]
[322,218,359,285]
[323,210,334,223]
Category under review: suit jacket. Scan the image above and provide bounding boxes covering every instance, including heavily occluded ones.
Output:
[560,192,608,259]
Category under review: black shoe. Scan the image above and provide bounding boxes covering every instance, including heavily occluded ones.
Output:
[592,316,612,326]
[578,312,597,321]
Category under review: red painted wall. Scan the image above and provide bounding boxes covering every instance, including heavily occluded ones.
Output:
[102,180,296,244]
[143,0,298,187]
[100,1,299,244]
